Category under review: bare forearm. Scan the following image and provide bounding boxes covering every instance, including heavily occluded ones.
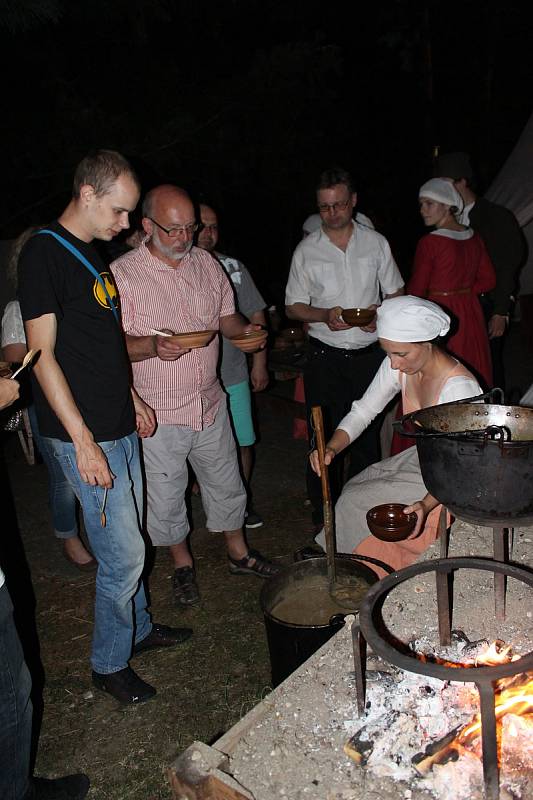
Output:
[219,312,247,338]
[309,428,351,475]
[421,492,439,513]
[25,314,112,486]
[32,353,91,446]
[285,303,329,323]
[250,309,267,327]
[126,333,157,362]
[384,287,405,299]
[327,429,351,456]
[250,311,267,367]
[252,348,268,369]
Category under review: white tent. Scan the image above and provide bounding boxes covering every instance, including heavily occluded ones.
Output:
[486,111,533,294]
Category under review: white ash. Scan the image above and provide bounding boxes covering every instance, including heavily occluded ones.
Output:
[225,519,532,799]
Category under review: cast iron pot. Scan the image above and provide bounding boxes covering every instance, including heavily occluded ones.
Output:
[394,390,533,525]
[260,555,380,687]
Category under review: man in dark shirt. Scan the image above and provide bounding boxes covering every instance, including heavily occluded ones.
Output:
[434,152,525,390]
[18,150,192,705]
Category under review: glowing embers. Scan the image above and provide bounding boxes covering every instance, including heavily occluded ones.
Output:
[350,558,533,799]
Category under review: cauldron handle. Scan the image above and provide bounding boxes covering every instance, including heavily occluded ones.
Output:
[483,425,512,445]
[329,613,348,627]
[487,387,505,405]
[348,553,395,574]
[394,388,505,438]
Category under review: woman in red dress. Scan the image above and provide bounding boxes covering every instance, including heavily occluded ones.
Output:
[408,178,496,388]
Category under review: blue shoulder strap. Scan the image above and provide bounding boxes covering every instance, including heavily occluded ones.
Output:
[37,229,119,323]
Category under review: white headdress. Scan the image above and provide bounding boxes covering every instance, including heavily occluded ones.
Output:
[419,178,464,215]
[377,295,450,342]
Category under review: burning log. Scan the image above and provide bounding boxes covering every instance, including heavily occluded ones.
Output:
[412,668,533,777]
[343,728,374,766]
[412,725,464,774]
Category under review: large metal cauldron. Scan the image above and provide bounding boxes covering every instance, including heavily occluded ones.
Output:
[394,391,533,525]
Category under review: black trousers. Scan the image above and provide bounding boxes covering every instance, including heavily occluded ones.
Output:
[303,339,385,525]
[479,293,506,392]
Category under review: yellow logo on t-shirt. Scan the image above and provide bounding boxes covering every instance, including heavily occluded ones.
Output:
[93,272,119,311]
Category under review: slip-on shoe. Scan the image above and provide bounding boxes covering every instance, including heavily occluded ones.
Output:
[133,622,193,655]
[92,666,156,704]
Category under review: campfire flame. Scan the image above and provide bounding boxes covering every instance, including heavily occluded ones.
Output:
[413,642,533,774]
[455,673,533,751]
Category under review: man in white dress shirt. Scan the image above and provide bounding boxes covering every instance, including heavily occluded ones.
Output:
[285,167,404,529]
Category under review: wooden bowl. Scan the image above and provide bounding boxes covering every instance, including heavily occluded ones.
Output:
[366,503,417,542]
[169,330,216,349]
[341,307,376,327]
[229,329,266,346]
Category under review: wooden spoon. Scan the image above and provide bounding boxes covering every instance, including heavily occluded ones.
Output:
[10,349,38,379]
[100,488,108,528]
[311,405,337,587]
[312,406,366,610]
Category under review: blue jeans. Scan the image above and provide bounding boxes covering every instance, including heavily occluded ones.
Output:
[47,433,152,673]
[0,584,33,800]
[28,405,78,539]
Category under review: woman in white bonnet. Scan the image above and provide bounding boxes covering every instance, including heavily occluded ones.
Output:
[408,177,495,388]
[309,295,481,576]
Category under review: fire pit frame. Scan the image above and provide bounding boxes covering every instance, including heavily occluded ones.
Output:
[436,506,512,622]
[351,557,533,800]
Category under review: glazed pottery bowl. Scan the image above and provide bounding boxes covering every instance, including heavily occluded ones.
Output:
[341,307,376,327]
[366,503,417,542]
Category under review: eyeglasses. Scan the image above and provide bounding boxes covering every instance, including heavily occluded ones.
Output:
[148,218,199,238]
[317,199,351,213]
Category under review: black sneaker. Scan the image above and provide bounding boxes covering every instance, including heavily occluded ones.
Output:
[92,666,156,704]
[28,775,90,800]
[133,623,193,655]
[172,566,201,606]
[244,508,263,528]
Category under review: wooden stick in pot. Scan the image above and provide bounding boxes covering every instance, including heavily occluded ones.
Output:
[311,405,336,588]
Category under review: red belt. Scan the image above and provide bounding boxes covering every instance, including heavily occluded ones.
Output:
[429,287,472,297]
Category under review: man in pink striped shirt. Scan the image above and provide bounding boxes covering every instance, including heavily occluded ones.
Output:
[111,185,279,606]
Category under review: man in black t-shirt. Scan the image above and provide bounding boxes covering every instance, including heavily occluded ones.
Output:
[18,150,192,707]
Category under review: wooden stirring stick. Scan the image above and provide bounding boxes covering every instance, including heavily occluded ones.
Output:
[311,405,337,588]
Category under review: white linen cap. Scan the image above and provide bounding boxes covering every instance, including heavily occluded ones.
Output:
[377,295,450,342]
[419,178,464,214]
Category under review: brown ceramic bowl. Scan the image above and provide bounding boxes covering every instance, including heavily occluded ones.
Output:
[169,329,217,349]
[366,503,417,542]
[341,307,376,327]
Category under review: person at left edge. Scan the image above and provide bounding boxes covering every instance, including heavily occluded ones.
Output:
[1,378,90,800]
[17,150,193,705]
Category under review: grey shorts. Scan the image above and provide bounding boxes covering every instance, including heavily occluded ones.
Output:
[141,402,246,546]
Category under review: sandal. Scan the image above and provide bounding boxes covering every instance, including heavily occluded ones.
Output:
[228,548,280,578]
[172,566,201,606]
